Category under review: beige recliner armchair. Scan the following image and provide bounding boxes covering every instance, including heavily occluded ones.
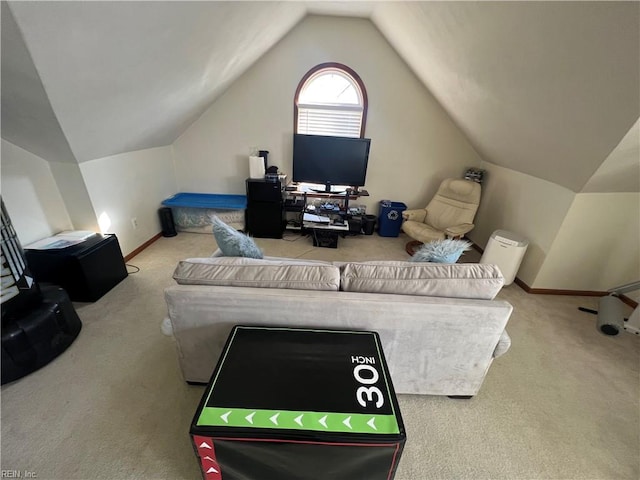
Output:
[402,178,481,254]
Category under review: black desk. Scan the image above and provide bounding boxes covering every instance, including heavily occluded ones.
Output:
[190,326,406,480]
[25,234,128,302]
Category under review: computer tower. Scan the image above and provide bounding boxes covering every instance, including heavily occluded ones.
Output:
[246,179,283,239]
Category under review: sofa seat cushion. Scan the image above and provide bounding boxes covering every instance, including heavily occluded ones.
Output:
[173,257,340,291]
[340,261,504,299]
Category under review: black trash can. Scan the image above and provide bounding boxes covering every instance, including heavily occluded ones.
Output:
[362,214,377,235]
[158,207,177,237]
[348,216,363,235]
[378,201,407,237]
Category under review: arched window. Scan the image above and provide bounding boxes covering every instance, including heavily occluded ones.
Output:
[294,63,368,138]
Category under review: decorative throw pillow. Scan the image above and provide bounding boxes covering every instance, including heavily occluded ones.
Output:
[211,216,263,258]
[410,238,472,263]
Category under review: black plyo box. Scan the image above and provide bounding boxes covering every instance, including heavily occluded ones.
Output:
[190,326,406,480]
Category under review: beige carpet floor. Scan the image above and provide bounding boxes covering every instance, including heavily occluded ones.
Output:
[1,231,638,480]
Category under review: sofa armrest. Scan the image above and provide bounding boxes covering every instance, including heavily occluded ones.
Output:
[444,223,474,238]
[402,208,427,223]
[493,330,511,358]
[161,317,174,336]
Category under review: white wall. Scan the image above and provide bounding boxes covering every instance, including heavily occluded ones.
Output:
[0,140,175,257]
[469,162,575,286]
[535,193,640,296]
[79,146,177,256]
[48,161,100,232]
[0,139,72,245]
[173,15,483,214]
[472,162,640,296]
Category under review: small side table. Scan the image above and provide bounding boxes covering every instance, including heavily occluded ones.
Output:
[25,234,128,302]
[190,326,406,480]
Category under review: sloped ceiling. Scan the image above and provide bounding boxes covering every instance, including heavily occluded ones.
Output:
[371,1,639,193]
[2,1,639,193]
[4,1,308,163]
[1,1,76,163]
[582,118,640,194]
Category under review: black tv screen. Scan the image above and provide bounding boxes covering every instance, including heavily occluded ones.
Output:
[292,134,371,191]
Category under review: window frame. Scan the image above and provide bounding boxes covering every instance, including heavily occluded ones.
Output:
[293,62,368,138]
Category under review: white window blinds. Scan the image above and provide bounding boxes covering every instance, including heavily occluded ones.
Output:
[297,105,363,138]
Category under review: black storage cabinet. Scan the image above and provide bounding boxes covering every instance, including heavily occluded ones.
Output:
[245,178,284,238]
[25,234,128,302]
[190,326,406,480]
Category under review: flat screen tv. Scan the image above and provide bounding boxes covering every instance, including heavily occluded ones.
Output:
[292,134,371,193]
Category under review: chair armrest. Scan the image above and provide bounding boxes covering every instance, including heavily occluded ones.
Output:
[402,209,427,223]
[493,330,511,358]
[444,223,474,238]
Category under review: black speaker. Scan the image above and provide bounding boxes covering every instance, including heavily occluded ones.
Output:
[158,207,177,237]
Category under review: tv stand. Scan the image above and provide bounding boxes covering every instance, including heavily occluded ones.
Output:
[283,184,370,233]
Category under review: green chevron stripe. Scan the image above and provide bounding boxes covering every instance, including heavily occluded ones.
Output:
[197,407,399,434]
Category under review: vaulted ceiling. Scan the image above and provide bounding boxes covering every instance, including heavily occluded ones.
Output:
[2,1,638,193]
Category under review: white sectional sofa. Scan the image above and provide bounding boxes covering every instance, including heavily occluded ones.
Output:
[164,256,513,397]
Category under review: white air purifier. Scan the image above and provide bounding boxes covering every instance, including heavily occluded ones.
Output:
[480,230,529,286]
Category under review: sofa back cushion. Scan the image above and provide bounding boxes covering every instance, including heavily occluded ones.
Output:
[339,261,504,299]
[173,257,340,291]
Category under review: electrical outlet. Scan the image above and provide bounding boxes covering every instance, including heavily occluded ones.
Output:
[131,217,138,229]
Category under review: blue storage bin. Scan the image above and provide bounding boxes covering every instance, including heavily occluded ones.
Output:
[161,193,247,233]
[378,200,407,237]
